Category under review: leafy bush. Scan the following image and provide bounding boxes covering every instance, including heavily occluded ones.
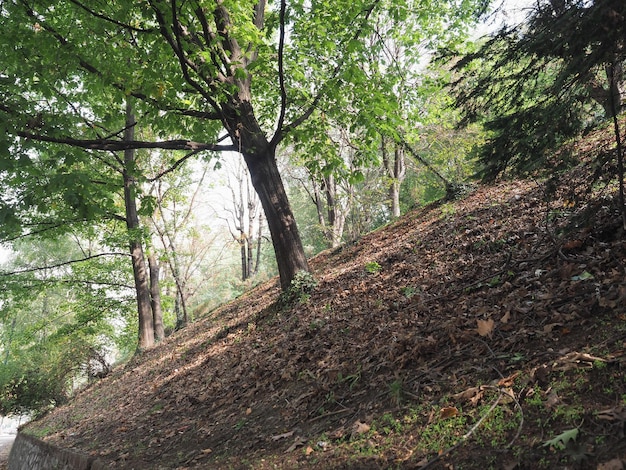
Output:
[279,270,318,306]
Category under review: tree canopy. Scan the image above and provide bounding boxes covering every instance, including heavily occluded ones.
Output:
[0,0,488,289]
[449,0,626,180]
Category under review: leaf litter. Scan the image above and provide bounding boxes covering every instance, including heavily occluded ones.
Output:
[23,124,626,469]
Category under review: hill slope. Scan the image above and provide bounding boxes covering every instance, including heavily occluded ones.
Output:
[24,130,626,469]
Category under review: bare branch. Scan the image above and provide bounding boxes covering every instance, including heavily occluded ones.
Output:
[0,252,130,277]
[17,131,236,153]
[147,148,208,182]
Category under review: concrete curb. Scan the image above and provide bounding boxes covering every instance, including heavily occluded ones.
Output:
[8,432,107,470]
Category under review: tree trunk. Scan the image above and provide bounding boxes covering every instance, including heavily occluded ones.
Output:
[382,136,406,219]
[123,100,154,350]
[254,212,264,275]
[224,96,309,290]
[242,147,309,289]
[239,235,248,281]
[148,253,165,341]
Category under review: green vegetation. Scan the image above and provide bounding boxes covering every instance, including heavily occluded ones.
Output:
[1,1,625,468]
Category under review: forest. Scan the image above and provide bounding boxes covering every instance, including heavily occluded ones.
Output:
[1,0,626,467]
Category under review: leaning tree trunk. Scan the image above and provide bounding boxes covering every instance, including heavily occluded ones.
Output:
[224,95,310,290]
[123,100,155,350]
[243,147,310,289]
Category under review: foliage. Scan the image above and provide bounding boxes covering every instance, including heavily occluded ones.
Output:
[287,0,488,227]
[278,270,318,306]
[0,235,133,415]
[448,0,626,180]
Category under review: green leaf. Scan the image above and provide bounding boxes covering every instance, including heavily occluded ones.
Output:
[543,428,579,450]
[571,271,594,281]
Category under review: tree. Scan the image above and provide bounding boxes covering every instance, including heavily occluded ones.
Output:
[223,156,265,281]
[122,100,157,349]
[149,157,223,328]
[0,0,489,291]
[0,236,132,415]
[448,0,626,181]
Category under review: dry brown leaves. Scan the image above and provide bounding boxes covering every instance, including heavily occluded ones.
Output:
[25,148,626,469]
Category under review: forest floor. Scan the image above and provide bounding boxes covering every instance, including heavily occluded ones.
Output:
[24,123,626,469]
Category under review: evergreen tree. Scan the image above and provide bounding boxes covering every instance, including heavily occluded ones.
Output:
[449,0,626,180]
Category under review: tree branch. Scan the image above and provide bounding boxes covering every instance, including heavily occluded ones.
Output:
[398,134,453,191]
[16,131,236,153]
[147,148,207,182]
[68,0,155,33]
[0,252,130,277]
[274,0,288,139]
[271,0,381,146]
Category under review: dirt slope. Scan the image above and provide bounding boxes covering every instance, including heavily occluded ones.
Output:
[24,129,626,469]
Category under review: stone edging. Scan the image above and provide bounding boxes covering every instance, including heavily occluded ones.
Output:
[8,432,106,470]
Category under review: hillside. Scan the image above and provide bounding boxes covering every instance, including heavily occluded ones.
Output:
[22,127,626,469]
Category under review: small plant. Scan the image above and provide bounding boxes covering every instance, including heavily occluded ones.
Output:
[279,271,318,305]
[388,379,403,406]
[338,367,362,390]
[379,412,403,434]
[364,261,382,274]
[400,286,418,299]
[543,428,579,451]
[439,202,457,218]
[592,359,607,370]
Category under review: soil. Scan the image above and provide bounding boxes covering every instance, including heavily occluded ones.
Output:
[23,123,626,469]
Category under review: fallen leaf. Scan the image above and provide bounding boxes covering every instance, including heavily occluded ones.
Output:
[499,387,515,404]
[453,386,479,401]
[563,239,583,250]
[440,406,459,419]
[477,318,495,338]
[597,458,624,470]
[543,323,561,334]
[352,421,371,436]
[305,446,314,456]
[545,390,560,409]
[453,386,486,406]
[245,407,252,415]
[498,372,520,387]
[501,310,511,324]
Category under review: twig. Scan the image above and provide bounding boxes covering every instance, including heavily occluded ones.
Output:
[309,407,353,423]
[420,385,523,470]
[502,388,524,450]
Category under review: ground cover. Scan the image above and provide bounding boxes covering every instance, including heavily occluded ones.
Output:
[23,123,626,469]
